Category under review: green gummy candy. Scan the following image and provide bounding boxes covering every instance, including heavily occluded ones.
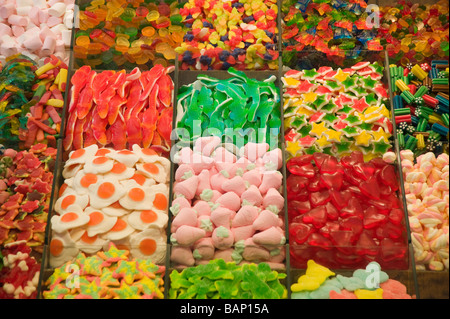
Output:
[291,291,312,299]
[336,274,365,292]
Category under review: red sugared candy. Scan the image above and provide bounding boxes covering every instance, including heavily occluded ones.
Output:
[287,152,408,269]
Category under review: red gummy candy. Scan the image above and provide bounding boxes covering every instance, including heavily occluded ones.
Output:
[359,177,381,200]
[363,206,387,229]
[339,197,363,219]
[302,206,327,228]
[290,223,314,244]
[320,171,344,190]
[309,189,330,207]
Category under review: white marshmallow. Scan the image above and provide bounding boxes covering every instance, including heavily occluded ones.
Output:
[39,26,56,42]
[34,0,48,9]
[61,29,72,46]
[16,6,32,16]
[48,3,67,18]
[16,0,34,7]
[42,36,56,55]
[8,15,28,27]
[23,35,43,51]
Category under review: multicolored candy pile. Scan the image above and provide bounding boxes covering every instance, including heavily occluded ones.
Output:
[282,0,382,63]
[287,152,408,270]
[43,243,165,299]
[176,0,279,70]
[73,0,186,69]
[169,259,287,299]
[378,0,449,66]
[176,68,281,146]
[391,60,449,156]
[49,144,169,268]
[0,54,67,149]
[291,260,413,299]
[0,240,41,299]
[63,64,173,154]
[283,61,392,161]
[0,144,57,250]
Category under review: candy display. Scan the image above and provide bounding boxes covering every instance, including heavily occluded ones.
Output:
[0,54,67,149]
[0,240,41,299]
[176,68,281,146]
[291,260,413,299]
[43,243,165,299]
[378,0,449,66]
[283,61,393,161]
[0,144,57,249]
[72,0,186,69]
[391,60,449,156]
[282,0,382,63]
[170,138,286,269]
[176,0,279,70]
[48,144,169,268]
[62,64,173,154]
[169,258,287,299]
[0,0,74,64]
[390,150,448,271]
[287,152,408,270]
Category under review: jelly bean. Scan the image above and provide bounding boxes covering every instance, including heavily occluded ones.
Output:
[288,152,408,270]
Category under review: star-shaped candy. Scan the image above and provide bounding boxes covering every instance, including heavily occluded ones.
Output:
[334,139,353,154]
[98,243,130,264]
[109,281,142,299]
[290,115,307,129]
[316,135,333,149]
[303,91,318,103]
[373,139,392,154]
[342,114,363,126]
[353,97,369,113]
[302,69,320,80]
[113,260,143,285]
[283,77,300,87]
[78,278,107,299]
[362,76,378,89]
[371,127,391,143]
[286,140,303,157]
[341,76,357,89]
[354,130,373,147]
[322,113,339,126]
[350,86,369,97]
[297,80,316,93]
[298,124,312,137]
[309,121,328,138]
[297,135,316,148]
[323,129,342,143]
[309,111,325,123]
[334,68,350,82]
[135,276,164,299]
[341,126,360,137]
[80,255,104,276]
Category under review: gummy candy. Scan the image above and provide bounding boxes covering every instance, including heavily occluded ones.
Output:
[169,259,287,299]
[73,0,187,69]
[63,64,174,154]
[176,68,281,146]
[288,152,408,270]
[0,54,67,149]
[283,62,393,161]
[176,0,279,70]
[43,243,165,299]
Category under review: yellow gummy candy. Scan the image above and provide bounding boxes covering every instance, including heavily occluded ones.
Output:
[291,275,323,292]
[355,288,384,299]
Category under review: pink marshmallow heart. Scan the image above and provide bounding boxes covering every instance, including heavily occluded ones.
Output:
[210,172,229,193]
[212,226,235,249]
[253,210,282,231]
[175,163,195,182]
[197,216,213,237]
[173,175,199,200]
[242,238,270,261]
[192,200,211,216]
[196,169,211,196]
[259,171,283,194]
[232,206,259,227]
[262,148,283,170]
[241,185,263,206]
[171,208,198,232]
[193,237,215,260]
[222,175,247,197]
[214,248,235,262]
[242,169,262,187]
[243,142,269,162]
[174,225,205,246]
[210,207,233,228]
[170,246,195,267]
[193,136,221,156]
[216,192,241,212]
[232,225,255,242]
[262,188,284,211]
[252,226,285,246]
[213,146,237,163]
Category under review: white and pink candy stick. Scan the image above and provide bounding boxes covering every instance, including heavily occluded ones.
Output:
[169,138,286,270]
